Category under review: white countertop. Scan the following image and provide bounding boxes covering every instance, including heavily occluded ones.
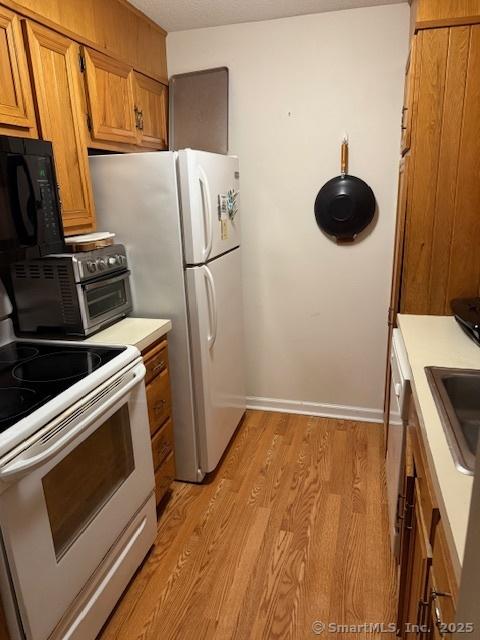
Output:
[398,314,480,575]
[86,317,172,352]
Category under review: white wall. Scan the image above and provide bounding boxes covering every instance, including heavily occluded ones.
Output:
[168,4,409,420]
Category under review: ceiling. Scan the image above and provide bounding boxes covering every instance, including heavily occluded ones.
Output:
[130,0,406,32]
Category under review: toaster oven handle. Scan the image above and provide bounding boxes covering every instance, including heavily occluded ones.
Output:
[81,270,130,291]
[0,365,143,482]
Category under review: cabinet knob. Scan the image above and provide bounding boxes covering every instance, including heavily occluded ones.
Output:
[154,400,167,413]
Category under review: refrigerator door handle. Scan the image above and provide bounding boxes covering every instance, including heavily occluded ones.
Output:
[198,166,213,261]
[203,265,218,350]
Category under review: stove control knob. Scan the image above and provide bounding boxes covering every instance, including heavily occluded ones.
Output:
[115,254,123,265]
[107,256,117,267]
[86,261,97,273]
[97,258,107,271]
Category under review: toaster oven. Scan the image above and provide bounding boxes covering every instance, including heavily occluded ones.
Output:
[11,244,132,337]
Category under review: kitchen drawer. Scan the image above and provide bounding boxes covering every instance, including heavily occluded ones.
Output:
[151,418,173,470]
[154,452,175,505]
[144,340,168,386]
[146,367,171,435]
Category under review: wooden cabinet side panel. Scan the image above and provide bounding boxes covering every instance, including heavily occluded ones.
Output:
[445,25,480,304]
[401,29,449,313]
[390,155,411,316]
[427,27,470,314]
[23,21,95,233]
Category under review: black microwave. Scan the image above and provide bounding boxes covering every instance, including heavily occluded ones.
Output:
[0,136,65,264]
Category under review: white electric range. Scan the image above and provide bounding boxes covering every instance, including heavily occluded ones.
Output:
[0,317,156,640]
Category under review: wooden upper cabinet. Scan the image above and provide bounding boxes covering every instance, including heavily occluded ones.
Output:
[400,24,480,314]
[133,72,168,149]
[0,6,36,136]
[415,0,480,28]
[82,47,137,145]
[23,21,96,234]
[3,0,168,83]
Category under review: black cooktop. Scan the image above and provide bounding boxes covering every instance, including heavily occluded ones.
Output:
[0,341,126,432]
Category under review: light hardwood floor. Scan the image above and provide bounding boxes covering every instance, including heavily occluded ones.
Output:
[100,411,397,640]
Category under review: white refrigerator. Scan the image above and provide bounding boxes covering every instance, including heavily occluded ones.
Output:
[89,150,246,482]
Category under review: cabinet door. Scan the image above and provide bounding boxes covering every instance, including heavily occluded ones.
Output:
[133,72,168,149]
[0,6,36,135]
[82,47,137,144]
[24,22,95,234]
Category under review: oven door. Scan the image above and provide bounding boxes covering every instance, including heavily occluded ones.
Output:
[79,271,132,334]
[0,360,154,640]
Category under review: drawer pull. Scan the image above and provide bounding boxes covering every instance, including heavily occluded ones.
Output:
[153,360,166,374]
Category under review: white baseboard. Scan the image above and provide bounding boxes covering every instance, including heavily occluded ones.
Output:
[246,396,383,424]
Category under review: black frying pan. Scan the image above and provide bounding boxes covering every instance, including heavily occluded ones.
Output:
[314,140,375,241]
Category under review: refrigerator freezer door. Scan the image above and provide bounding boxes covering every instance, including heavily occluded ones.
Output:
[178,150,240,265]
[186,248,246,474]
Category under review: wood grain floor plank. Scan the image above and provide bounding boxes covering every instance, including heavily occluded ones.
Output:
[99,412,396,640]
[212,506,271,639]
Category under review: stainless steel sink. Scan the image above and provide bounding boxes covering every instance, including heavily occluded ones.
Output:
[425,367,480,475]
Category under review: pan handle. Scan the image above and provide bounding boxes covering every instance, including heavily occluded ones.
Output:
[341,139,349,176]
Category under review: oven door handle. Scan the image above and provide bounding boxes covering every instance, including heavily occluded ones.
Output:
[0,367,143,482]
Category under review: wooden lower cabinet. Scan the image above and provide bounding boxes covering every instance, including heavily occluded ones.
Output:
[397,407,458,638]
[398,478,433,637]
[142,337,176,507]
